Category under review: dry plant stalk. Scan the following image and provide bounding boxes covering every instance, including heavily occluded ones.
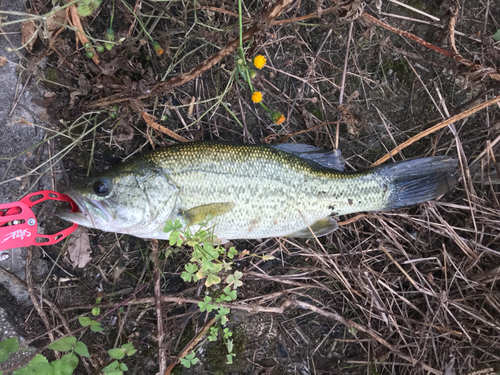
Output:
[371,94,500,166]
[163,317,217,375]
[151,239,167,374]
[67,4,100,65]
[141,112,190,142]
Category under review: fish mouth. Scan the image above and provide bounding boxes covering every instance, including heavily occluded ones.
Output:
[56,191,110,228]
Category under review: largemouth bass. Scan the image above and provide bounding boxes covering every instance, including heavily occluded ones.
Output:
[57,142,458,241]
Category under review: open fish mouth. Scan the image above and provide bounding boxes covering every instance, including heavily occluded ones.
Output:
[56,191,110,228]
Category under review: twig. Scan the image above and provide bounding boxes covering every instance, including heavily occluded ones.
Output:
[151,239,167,374]
[271,6,338,25]
[370,94,500,167]
[337,21,353,149]
[141,112,190,142]
[195,6,246,20]
[64,293,443,373]
[448,0,460,56]
[127,0,142,37]
[67,4,100,65]
[164,317,217,375]
[338,213,368,226]
[63,296,286,314]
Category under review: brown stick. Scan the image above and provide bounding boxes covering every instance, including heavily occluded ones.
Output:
[338,213,368,226]
[164,317,217,374]
[63,296,287,314]
[67,4,100,65]
[448,0,460,56]
[271,6,337,25]
[127,0,143,37]
[151,239,167,374]
[370,94,500,167]
[141,112,190,142]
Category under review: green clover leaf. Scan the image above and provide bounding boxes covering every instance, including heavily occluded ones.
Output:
[198,296,217,312]
[226,271,243,288]
[227,247,238,259]
[163,220,174,233]
[180,351,199,368]
[205,273,221,287]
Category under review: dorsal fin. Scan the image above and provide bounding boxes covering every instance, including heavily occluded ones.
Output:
[269,143,345,172]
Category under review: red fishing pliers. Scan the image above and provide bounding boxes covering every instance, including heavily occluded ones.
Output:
[0,190,79,252]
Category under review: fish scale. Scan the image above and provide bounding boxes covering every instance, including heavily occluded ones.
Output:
[57,142,458,241]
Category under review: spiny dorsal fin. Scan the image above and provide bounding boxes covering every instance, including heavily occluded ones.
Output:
[287,217,338,238]
[269,143,344,172]
[183,202,235,225]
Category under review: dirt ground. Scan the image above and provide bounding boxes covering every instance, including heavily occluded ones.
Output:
[1,0,500,374]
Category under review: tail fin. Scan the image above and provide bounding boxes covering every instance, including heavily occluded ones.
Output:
[375,156,458,210]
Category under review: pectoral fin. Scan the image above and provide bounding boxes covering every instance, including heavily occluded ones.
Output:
[287,217,338,238]
[183,202,235,225]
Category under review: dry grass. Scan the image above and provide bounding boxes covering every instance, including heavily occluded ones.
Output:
[2,0,500,374]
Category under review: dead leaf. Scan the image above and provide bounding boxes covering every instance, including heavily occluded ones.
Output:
[0,56,7,67]
[46,9,66,35]
[21,20,38,51]
[69,90,85,109]
[67,227,92,269]
[338,0,366,22]
[114,123,135,142]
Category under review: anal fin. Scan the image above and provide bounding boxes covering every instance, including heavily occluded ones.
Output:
[287,217,338,238]
[183,202,235,225]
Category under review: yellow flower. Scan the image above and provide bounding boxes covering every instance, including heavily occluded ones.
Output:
[253,55,266,70]
[251,91,262,103]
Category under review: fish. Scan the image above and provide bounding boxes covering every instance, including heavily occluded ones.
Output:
[57,141,458,242]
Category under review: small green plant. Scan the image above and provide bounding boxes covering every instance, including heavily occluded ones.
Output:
[164,219,273,367]
[0,335,136,375]
[78,316,104,332]
[102,342,137,374]
[179,351,199,368]
[233,0,285,125]
[0,336,89,375]
[0,337,19,363]
[76,0,102,17]
[493,29,500,41]
[104,0,115,50]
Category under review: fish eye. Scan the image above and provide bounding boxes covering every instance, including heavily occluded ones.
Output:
[92,179,110,196]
